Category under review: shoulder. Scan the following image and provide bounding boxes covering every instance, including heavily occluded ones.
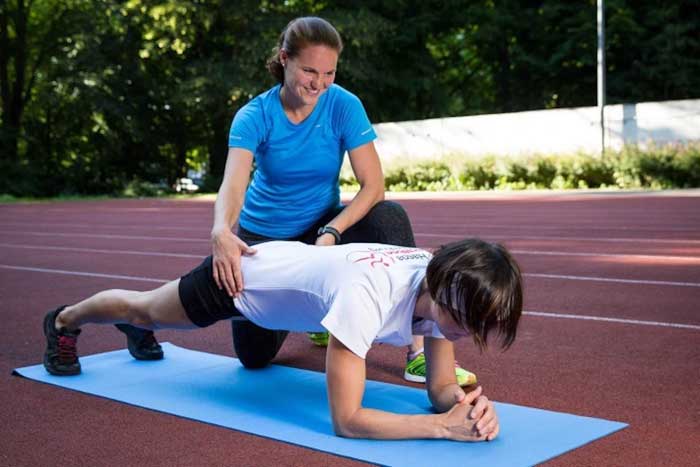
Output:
[326,84,363,108]
[324,85,369,132]
[235,85,280,120]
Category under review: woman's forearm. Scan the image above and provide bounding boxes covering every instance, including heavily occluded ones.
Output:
[212,179,245,235]
[327,181,383,233]
[328,141,385,234]
[211,148,253,236]
[335,407,445,440]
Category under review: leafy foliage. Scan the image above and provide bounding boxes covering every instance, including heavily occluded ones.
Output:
[1,0,699,196]
[351,144,700,192]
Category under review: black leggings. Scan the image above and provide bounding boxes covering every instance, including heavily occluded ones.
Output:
[231,200,416,368]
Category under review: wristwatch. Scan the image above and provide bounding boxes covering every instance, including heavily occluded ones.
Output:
[317,225,341,243]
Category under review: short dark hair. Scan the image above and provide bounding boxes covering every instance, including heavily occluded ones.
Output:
[426,238,523,351]
[267,17,344,83]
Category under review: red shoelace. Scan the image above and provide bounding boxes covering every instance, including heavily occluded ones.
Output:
[57,335,78,363]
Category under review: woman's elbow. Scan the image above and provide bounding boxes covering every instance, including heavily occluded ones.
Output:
[376,188,385,202]
[331,415,362,438]
[333,422,355,438]
[365,179,385,203]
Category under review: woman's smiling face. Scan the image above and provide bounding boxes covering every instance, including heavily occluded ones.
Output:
[280,44,338,107]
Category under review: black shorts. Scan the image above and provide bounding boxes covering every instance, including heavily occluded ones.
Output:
[178,256,244,327]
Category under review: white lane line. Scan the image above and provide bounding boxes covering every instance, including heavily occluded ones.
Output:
[0,231,206,242]
[524,272,700,288]
[1,264,698,331]
[412,221,700,234]
[4,229,700,249]
[415,232,700,245]
[0,243,203,259]
[524,311,700,330]
[2,238,698,263]
[513,249,700,262]
[6,220,700,235]
[0,264,168,284]
[2,222,206,233]
[1,243,698,288]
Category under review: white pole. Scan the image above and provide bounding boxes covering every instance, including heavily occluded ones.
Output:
[597,0,606,156]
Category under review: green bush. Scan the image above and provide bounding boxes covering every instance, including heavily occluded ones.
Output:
[459,158,500,190]
[339,143,700,192]
[385,162,457,191]
[120,179,170,198]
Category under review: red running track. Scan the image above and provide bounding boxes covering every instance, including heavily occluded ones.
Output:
[1,190,699,466]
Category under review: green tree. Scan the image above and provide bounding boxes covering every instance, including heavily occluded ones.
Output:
[2,0,699,196]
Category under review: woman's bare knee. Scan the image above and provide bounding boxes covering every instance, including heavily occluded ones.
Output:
[130,280,193,329]
[115,290,157,329]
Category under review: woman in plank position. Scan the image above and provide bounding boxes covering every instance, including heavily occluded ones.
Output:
[43,238,522,442]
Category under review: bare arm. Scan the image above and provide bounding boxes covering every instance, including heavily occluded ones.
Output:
[325,335,488,441]
[316,141,384,245]
[210,147,257,297]
[425,337,500,441]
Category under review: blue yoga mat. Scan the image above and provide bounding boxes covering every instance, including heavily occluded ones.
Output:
[14,343,626,466]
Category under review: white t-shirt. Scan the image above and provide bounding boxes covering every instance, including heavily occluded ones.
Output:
[233,241,445,358]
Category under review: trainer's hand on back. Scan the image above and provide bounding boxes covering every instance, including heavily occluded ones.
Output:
[211,229,256,297]
[441,386,499,442]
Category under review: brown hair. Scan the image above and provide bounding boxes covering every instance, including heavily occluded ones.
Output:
[267,17,344,83]
[426,238,523,351]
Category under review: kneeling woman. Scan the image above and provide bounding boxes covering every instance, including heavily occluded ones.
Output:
[116,16,473,385]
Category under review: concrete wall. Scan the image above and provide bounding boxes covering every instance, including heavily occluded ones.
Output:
[372,99,700,163]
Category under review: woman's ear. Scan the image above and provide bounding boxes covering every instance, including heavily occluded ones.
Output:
[279,48,288,67]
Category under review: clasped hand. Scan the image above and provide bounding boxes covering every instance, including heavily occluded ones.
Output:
[442,386,499,442]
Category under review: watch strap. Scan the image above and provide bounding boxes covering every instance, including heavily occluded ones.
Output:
[317,225,341,243]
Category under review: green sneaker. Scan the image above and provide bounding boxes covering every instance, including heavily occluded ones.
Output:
[404,352,427,383]
[455,365,477,387]
[307,331,329,347]
[403,352,477,387]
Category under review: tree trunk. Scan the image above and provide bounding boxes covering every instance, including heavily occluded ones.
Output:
[0,0,27,163]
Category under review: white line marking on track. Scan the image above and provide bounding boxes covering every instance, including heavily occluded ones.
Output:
[2,243,698,287]
[0,243,203,258]
[1,264,698,331]
[412,221,700,234]
[2,233,698,262]
[524,273,700,288]
[4,229,700,249]
[5,220,700,236]
[415,232,700,245]
[524,311,700,330]
[2,222,206,233]
[0,264,168,283]
[513,249,700,262]
[0,231,206,242]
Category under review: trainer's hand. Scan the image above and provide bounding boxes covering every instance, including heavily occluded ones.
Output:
[441,386,499,442]
[315,233,337,246]
[211,229,256,297]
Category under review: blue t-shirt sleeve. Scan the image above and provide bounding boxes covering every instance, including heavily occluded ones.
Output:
[334,91,376,152]
[228,99,265,153]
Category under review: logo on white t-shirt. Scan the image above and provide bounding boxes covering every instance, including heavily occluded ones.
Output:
[346,250,395,268]
[346,247,431,268]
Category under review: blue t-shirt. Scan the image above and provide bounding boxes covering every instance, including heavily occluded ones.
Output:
[228,84,377,238]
